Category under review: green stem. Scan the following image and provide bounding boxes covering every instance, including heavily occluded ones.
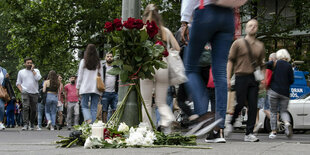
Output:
[135,84,156,130]
[108,85,133,128]
[66,138,79,148]
[139,145,212,149]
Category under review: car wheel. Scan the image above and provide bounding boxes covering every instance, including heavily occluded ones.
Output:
[264,113,294,134]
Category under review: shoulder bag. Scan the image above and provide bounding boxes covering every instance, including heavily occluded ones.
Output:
[244,39,264,81]
[97,69,105,92]
[166,29,188,85]
[0,86,10,102]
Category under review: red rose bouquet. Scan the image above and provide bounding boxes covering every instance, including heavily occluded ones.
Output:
[103,18,167,130]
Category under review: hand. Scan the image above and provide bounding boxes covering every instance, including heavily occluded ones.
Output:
[31,64,35,71]
[5,73,9,78]
[181,22,189,45]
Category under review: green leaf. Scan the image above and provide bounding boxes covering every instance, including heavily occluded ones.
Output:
[107,67,121,75]
[135,56,142,62]
[140,29,148,42]
[120,71,128,82]
[112,59,123,66]
[112,36,122,44]
[123,64,133,72]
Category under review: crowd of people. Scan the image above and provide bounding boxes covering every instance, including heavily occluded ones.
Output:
[0,1,295,144]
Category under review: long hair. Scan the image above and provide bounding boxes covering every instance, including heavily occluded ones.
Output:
[143,4,165,39]
[47,70,59,90]
[84,44,100,70]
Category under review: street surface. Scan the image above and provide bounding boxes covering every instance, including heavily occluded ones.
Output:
[0,127,309,155]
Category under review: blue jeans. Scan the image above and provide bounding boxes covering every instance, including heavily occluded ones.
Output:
[81,93,99,123]
[0,99,5,122]
[45,93,58,126]
[101,92,118,112]
[37,102,45,127]
[184,5,234,128]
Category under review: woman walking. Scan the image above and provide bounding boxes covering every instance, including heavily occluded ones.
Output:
[140,4,180,134]
[43,70,60,130]
[267,49,294,139]
[76,44,103,124]
[0,66,9,130]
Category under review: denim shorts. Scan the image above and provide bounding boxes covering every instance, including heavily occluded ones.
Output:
[101,92,118,112]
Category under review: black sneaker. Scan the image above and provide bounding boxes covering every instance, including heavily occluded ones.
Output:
[205,129,226,143]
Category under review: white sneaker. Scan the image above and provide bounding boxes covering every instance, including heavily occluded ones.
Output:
[0,123,5,130]
[285,123,293,138]
[50,126,55,131]
[244,134,259,142]
[36,125,42,131]
[46,121,51,130]
[224,123,233,137]
[269,132,277,139]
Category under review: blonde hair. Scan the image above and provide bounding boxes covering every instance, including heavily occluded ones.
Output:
[142,4,165,39]
[276,49,291,62]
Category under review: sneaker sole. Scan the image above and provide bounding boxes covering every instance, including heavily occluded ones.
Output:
[194,118,223,137]
[185,118,213,136]
[205,138,226,143]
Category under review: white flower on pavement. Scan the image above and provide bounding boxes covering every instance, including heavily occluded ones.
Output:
[118,122,129,133]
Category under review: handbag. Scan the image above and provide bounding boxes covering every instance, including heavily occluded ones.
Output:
[97,71,105,92]
[264,68,273,89]
[0,86,10,102]
[215,0,248,8]
[244,39,264,81]
[166,29,188,85]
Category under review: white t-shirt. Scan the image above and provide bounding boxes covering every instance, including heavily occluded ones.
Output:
[104,64,116,93]
[0,69,4,85]
[16,69,42,94]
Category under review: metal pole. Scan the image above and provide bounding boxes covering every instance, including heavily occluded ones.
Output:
[119,0,141,127]
[121,0,141,20]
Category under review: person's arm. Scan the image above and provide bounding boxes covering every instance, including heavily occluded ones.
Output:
[166,28,181,51]
[16,71,22,92]
[76,60,84,90]
[227,40,239,89]
[181,0,195,24]
[64,85,68,107]
[288,65,294,85]
[32,68,42,81]
[43,81,47,93]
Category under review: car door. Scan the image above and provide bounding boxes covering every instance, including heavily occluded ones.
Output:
[303,96,310,128]
[288,98,304,129]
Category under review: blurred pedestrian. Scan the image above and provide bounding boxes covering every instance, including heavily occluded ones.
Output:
[268,49,294,139]
[140,4,180,134]
[0,66,9,130]
[64,75,79,130]
[101,52,119,123]
[56,74,64,130]
[226,19,265,142]
[76,44,103,124]
[43,70,60,130]
[181,0,238,143]
[37,74,47,130]
[16,57,42,130]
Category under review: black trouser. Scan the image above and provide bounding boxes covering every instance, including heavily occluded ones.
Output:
[177,83,193,117]
[230,74,259,135]
[21,92,38,126]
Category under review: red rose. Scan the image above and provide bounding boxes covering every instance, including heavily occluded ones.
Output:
[103,128,111,138]
[162,50,169,57]
[133,19,144,29]
[155,40,164,46]
[104,21,114,32]
[146,20,159,38]
[113,18,123,31]
[123,17,135,29]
